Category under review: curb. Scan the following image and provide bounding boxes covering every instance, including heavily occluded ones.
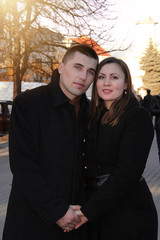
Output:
[0,142,8,149]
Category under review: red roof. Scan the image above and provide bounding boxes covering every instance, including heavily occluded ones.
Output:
[71,35,110,56]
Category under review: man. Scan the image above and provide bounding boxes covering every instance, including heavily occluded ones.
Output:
[3,44,98,240]
[142,90,160,162]
[142,89,155,116]
[151,93,160,162]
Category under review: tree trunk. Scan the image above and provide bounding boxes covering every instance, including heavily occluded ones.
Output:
[13,75,21,100]
[12,0,21,99]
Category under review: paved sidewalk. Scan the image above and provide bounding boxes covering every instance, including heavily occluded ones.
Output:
[0,141,11,240]
[143,136,160,239]
[0,136,160,240]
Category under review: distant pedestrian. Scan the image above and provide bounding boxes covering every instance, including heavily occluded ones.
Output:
[132,89,143,105]
[150,93,160,162]
[142,89,156,117]
[136,94,143,105]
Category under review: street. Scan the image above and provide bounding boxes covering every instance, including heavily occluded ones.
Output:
[0,136,160,240]
[0,143,12,240]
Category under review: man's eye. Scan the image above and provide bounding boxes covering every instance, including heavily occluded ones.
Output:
[75,65,81,70]
[88,70,95,76]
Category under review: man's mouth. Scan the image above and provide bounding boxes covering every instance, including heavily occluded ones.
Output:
[74,82,85,88]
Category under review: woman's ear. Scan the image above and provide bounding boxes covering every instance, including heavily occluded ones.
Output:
[124,82,127,90]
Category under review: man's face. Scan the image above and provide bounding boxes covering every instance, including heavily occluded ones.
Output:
[58,51,97,100]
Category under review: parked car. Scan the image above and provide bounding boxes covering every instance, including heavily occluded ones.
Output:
[0,101,12,136]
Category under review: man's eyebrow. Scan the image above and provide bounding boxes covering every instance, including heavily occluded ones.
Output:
[74,63,84,67]
[90,68,96,73]
[74,63,96,72]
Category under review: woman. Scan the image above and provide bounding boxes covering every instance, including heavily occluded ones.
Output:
[74,57,158,240]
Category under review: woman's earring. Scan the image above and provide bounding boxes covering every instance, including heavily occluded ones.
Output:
[124,90,127,95]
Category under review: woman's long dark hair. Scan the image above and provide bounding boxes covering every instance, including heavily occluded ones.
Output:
[89,57,133,127]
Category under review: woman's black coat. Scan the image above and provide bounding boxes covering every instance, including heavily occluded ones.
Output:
[3,78,89,240]
[81,97,158,240]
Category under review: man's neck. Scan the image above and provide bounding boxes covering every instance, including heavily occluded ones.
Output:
[69,96,81,105]
[69,96,81,117]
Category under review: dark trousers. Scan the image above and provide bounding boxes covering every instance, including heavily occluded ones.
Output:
[155,130,160,161]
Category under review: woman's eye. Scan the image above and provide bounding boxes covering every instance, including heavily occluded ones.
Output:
[98,75,104,79]
[112,76,118,80]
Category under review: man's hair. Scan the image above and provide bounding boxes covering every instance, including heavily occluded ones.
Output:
[62,44,99,63]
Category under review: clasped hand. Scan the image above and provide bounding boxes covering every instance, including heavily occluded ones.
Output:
[56,205,88,232]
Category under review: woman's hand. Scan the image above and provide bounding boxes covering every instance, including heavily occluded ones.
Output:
[71,205,88,229]
[70,205,81,211]
[74,209,88,229]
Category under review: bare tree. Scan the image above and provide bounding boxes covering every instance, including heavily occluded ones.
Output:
[0,0,126,99]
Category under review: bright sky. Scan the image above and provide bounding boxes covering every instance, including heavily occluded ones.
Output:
[111,0,160,89]
[39,0,160,52]
[113,0,160,45]
[115,0,160,21]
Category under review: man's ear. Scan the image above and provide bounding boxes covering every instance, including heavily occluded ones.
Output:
[58,62,64,74]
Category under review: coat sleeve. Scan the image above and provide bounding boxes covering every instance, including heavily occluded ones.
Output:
[81,106,154,221]
[9,94,69,226]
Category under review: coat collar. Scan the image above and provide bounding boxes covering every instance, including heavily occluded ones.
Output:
[125,95,139,111]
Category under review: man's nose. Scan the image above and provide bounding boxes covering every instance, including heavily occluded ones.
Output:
[80,71,87,80]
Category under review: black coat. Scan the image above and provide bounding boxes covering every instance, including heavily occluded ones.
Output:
[141,92,155,114]
[151,95,160,132]
[3,78,89,240]
[81,97,158,240]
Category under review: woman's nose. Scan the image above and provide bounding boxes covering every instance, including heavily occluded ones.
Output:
[104,77,111,85]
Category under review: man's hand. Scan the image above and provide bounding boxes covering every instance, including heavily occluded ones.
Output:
[56,206,80,232]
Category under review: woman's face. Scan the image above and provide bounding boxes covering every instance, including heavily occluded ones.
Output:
[96,62,127,109]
